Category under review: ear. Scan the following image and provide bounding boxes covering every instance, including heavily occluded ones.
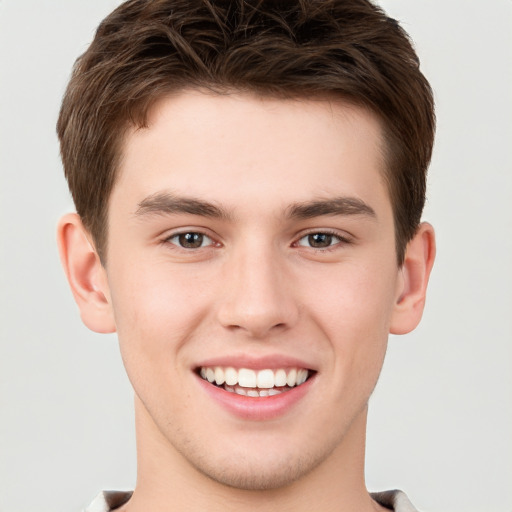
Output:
[390,222,436,335]
[57,213,116,333]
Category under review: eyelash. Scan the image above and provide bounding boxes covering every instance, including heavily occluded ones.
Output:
[162,229,351,252]
[294,230,351,251]
[163,231,217,250]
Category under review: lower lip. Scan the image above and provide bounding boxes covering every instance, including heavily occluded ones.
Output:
[196,374,315,421]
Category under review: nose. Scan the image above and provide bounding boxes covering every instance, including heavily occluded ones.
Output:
[217,244,299,339]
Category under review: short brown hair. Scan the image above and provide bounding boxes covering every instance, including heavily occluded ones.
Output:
[57,0,435,264]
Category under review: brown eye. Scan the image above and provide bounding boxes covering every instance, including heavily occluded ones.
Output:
[308,233,333,248]
[297,232,342,249]
[168,232,213,249]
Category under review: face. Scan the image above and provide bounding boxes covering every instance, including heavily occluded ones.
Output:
[104,91,404,489]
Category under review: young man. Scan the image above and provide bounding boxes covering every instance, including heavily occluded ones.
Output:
[56,1,435,510]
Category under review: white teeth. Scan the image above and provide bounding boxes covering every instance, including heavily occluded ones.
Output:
[231,386,284,397]
[274,369,287,387]
[256,369,275,389]
[206,367,215,383]
[297,369,308,385]
[286,368,297,387]
[214,367,225,385]
[199,366,310,392]
[238,368,257,388]
[225,367,238,386]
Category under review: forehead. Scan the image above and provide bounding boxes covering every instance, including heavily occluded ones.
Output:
[113,90,390,219]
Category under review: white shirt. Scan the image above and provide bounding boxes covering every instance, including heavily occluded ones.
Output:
[84,489,419,511]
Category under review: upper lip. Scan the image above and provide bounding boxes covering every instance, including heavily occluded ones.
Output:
[194,354,317,372]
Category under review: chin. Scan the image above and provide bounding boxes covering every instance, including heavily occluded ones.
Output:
[183,441,330,491]
[198,459,312,491]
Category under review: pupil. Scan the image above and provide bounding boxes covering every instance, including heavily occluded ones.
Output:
[309,233,332,248]
[179,233,203,248]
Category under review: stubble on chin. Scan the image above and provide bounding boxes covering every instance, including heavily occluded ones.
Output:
[170,428,340,492]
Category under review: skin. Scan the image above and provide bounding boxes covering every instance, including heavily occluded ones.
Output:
[58,91,435,512]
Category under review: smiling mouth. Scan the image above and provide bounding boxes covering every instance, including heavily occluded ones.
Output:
[198,366,312,397]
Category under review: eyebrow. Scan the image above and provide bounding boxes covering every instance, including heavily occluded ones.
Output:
[135,192,376,222]
[286,197,376,220]
[135,192,231,219]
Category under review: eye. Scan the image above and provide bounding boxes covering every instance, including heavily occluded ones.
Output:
[167,232,214,249]
[297,232,344,249]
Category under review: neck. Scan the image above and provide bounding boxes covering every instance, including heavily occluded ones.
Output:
[125,396,380,512]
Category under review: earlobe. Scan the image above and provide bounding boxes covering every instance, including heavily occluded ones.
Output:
[390,222,436,335]
[57,213,116,333]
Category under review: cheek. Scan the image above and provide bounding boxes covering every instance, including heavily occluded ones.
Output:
[304,259,398,386]
[108,266,215,419]
[307,259,398,335]
[108,262,213,367]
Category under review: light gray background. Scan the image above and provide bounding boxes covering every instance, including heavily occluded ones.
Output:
[1,1,511,511]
